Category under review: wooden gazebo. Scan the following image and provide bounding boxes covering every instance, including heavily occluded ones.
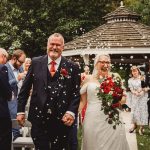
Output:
[63,2,150,66]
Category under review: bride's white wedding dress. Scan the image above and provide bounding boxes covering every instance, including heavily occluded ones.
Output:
[80,81,130,150]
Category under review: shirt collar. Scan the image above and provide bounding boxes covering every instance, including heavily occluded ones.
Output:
[48,56,61,65]
[8,61,17,71]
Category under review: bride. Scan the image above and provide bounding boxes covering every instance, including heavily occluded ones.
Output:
[79,54,130,150]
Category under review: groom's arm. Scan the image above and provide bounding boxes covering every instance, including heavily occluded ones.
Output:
[17,64,33,113]
[62,63,81,126]
[17,63,33,126]
[68,63,81,114]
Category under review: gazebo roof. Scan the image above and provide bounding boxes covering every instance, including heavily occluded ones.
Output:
[103,3,140,21]
[63,3,150,56]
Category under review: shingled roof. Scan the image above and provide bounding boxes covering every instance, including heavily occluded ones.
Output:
[63,3,150,56]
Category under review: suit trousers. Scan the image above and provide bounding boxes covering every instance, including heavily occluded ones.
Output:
[31,117,70,150]
[8,100,21,139]
[68,117,78,150]
[0,118,12,150]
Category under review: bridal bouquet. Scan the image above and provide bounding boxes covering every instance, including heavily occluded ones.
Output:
[97,74,124,129]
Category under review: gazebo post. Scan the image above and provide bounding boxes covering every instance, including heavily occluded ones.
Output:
[82,54,90,65]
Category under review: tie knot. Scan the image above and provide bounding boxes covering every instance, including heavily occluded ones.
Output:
[50,60,56,65]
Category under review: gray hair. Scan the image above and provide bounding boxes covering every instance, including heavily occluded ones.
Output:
[92,54,111,78]
[94,54,110,67]
[47,33,64,53]
[0,48,8,58]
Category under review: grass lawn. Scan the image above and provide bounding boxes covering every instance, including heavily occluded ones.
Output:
[136,126,150,150]
[78,125,150,150]
[77,125,82,150]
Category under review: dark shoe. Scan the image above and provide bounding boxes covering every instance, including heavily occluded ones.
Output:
[129,127,137,133]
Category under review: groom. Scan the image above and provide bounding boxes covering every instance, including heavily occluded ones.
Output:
[17,33,81,150]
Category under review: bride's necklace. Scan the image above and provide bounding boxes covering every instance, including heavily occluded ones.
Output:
[98,71,114,84]
[99,75,107,79]
[98,72,109,83]
[98,71,109,79]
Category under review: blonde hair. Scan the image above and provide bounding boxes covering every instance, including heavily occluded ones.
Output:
[23,57,31,71]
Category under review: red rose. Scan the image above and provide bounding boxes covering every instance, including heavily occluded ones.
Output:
[114,87,123,94]
[109,80,114,86]
[97,75,123,128]
[60,68,68,77]
[103,86,111,94]
[101,82,107,88]
[112,92,118,97]
[112,102,120,108]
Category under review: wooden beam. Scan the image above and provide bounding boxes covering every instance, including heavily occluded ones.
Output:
[111,59,149,63]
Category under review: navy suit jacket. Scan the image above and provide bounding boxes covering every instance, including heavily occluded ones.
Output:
[0,64,12,118]
[17,55,81,123]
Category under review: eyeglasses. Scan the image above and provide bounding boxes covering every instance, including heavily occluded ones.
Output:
[17,59,24,64]
[98,61,110,64]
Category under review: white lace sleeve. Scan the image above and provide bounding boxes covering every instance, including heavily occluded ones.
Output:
[80,83,88,95]
[128,78,133,89]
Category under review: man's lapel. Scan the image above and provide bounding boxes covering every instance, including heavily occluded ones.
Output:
[41,55,48,87]
[59,56,67,71]
[5,63,16,79]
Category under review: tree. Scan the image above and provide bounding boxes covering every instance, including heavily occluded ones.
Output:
[0,0,120,57]
[125,0,150,25]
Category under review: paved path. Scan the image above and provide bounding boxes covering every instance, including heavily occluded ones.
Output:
[121,111,138,150]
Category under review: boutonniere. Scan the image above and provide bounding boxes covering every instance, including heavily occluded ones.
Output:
[60,68,68,77]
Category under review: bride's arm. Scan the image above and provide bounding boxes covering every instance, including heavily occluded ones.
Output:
[78,93,87,113]
[78,75,90,113]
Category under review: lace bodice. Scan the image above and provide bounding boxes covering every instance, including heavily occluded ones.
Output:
[80,81,101,112]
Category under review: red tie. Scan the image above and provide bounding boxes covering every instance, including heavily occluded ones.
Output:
[50,60,56,76]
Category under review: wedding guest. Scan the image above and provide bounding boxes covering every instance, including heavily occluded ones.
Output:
[5,49,26,140]
[18,57,31,94]
[141,61,150,125]
[128,66,148,135]
[23,57,31,72]
[81,65,90,82]
[0,48,12,150]
[80,65,90,123]
[17,57,32,117]
[79,54,129,150]
[17,33,81,150]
